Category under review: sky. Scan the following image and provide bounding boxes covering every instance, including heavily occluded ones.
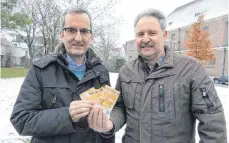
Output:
[113,0,195,46]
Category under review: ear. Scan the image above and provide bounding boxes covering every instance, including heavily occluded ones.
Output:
[89,32,94,44]
[60,32,64,41]
[163,30,168,40]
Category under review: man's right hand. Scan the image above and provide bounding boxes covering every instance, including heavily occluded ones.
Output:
[69,100,95,122]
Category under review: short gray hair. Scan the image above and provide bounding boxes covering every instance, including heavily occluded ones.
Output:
[60,5,92,30]
[134,8,166,31]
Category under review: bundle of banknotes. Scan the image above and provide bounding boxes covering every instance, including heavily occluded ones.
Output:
[80,85,120,119]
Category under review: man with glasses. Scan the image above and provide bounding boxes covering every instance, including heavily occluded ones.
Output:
[10,5,114,143]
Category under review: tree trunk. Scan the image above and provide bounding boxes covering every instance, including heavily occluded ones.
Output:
[29,45,33,67]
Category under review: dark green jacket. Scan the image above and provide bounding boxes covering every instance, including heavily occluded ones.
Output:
[111,46,227,143]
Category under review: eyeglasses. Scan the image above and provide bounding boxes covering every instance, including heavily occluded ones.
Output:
[62,27,92,37]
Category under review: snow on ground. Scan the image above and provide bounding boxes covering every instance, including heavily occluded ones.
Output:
[0,73,228,143]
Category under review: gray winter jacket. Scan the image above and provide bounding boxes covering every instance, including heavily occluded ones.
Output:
[110,46,227,143]
[10,43,115,143]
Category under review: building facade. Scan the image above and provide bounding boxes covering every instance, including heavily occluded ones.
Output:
[1,30,44,67]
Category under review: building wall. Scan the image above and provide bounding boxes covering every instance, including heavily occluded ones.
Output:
[168,15,228,50]
[124,40,138,62]
[204,48,228,76]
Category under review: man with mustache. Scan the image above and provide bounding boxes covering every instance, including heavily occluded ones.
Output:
[10,5,114,143]
[88,8,227,143]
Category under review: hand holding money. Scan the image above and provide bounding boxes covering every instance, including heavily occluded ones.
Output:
[87,105,114,133]
[80,85,120,119]
[80,85,119,132]
[69,100,95,122]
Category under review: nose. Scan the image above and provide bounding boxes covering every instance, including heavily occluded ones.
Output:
[142,34,150,43]
[74,31,83,41]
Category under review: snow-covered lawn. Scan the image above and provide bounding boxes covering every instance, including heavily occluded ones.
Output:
[0,73,228,143]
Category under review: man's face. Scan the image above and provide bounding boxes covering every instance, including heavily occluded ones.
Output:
[135,16,167,60]
[60,12,93,57]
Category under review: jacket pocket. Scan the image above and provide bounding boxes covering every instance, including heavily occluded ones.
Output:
[200,86,214,108]
[173,83,180,123]
[43,87,73,109]
[199,82,221,110]
[120,78,137,109]
[152,82,179,124]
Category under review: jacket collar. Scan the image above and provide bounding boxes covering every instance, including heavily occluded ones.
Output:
[138,45,174,71]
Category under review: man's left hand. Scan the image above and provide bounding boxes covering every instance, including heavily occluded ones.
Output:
[88,106,113,133]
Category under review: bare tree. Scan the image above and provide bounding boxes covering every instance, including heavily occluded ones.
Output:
[11,0,41,66]
[4,0,122,66]
[1,38,13,67]
[93,24,120,66]
[35,0,61,54]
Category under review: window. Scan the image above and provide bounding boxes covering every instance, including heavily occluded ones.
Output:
[171,34,176,40]
[203,26,209,31]
[169,22,173,25]
[195,12,200,17]
[209,60,216,67]
[185,30,190,38]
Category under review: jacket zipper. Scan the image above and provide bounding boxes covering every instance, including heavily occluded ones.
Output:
[159,84,165,112]
[200,87,214,108]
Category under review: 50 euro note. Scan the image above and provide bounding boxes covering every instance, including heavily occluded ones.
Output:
[79,85,120,119]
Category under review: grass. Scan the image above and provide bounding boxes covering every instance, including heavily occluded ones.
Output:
[0,68,29,78]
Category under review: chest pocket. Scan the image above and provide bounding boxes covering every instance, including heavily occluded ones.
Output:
[120,78,143,110]
[151,82,180,124]
[42,87,74,109]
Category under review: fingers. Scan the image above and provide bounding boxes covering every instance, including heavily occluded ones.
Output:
[102,110,108,129]
[72,111,90,122]
[93,107,100,129]
[70,107,91,116]
[88,106,109,132]
[70,100,94,110]
[88,107,94,128]
[71,100,95,105]
[97,107,103,130]
[69,100,95,122]
[88,106,99,130]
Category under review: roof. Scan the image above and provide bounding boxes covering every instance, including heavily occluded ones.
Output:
[167,0,228,30]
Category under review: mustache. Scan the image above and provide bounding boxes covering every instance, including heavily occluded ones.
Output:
[140,41,154,48]
[72,42,84,46]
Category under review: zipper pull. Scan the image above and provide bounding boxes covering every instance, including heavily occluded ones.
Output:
[201,87,207,97]
[53,95,56,104]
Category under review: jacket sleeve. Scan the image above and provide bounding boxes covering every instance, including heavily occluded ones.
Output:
[10,65,76,137]
[110,74,127,132]
[191,62,227,143]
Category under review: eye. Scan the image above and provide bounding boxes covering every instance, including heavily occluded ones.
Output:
[148,31,156,35]
[137,32,144,37]
[80,29,89,34]
[67,28,77,33]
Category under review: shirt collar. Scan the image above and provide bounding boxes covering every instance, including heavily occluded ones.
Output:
[157,51,165,66]
[66,55,86,67]
[139,50,166,73]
